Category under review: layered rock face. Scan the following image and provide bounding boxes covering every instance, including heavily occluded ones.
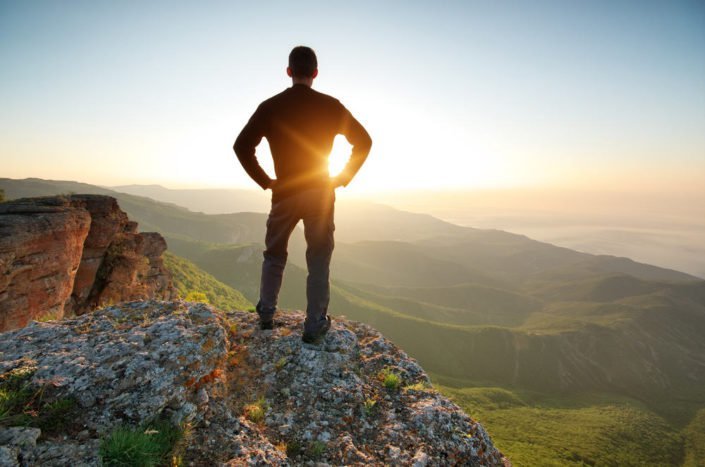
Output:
[0,300,508,466]
[0,198,91,331]
[0,195,174,331]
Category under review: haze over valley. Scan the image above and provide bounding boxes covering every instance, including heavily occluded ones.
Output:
[109,182,705,280]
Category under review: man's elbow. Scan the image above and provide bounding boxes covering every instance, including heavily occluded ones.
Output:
[356,127,372,153]
[362,134,372,155]
[233,137,250,161]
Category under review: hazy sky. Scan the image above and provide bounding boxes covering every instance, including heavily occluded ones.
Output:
[1,0,704,193]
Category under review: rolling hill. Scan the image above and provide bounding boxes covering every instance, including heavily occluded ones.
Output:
[162,251,252,311]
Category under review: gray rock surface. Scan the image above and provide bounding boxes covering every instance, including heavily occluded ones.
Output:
[0,300,508,466]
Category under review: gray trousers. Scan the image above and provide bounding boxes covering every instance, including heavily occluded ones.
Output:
[257,187,335,334]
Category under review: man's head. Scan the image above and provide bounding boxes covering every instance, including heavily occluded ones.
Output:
[287,46,318,84]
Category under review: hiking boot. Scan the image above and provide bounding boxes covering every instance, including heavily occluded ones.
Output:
[302,316,331,344]
[256,302,275,330]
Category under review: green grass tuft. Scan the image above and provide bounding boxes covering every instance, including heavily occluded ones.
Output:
[184,291,209,304]
[403,381,433,392]
[363,398,377,417]
[100,420,182,467]
[275,357,288,371]
[0,366,78,435]
[378,368,402,391]
[36,397,77,432]
[0,367,35,425]
[308,440,326,459]
[243,397,268,424]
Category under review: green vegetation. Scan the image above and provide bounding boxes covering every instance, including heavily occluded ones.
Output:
[184,291,208,303]
[243,397,268,424]
[285,439,303,458]
[403,381,433,392]
[163,252,252,311]
[683,408,705,466]
[307,440,326,459]
[99,420,182,467]
[0,188,4,202]
[0,366,77,434]
[362,398,377,417]
[275,357,288,371]
[439,385,689,466]
[378,368,402,391]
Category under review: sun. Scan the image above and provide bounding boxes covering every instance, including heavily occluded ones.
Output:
[327,135,351,179]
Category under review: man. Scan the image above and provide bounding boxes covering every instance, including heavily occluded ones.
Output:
[234,46,372,344]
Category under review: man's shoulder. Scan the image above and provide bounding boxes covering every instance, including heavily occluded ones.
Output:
[307,87,343,105]
[258,89,289,108]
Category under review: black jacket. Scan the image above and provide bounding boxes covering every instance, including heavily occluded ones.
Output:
[234,84,372,199]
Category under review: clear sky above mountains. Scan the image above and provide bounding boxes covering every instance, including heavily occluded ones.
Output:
[1,0,704,193]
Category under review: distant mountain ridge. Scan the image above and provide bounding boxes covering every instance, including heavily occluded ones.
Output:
[111,183,271,214]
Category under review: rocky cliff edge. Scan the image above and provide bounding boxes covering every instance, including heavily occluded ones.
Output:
[0,195,174,331]
[0,300,508,466]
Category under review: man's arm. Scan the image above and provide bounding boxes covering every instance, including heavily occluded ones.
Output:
[335,105,372,187]
[233,104,273,190]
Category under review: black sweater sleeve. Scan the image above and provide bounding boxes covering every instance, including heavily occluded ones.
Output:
[233,104,273,190]
[337,104,372,187]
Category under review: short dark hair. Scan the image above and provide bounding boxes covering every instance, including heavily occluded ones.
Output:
[288,46,317,78]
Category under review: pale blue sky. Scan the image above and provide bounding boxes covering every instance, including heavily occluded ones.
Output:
[1,0,704,192]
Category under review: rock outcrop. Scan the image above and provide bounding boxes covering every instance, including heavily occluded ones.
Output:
[0,300,508,466]
[0,195,174,332]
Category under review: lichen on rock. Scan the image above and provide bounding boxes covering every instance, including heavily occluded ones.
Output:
[0,300,508,466]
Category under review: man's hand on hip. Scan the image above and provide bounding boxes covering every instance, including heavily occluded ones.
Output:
[330,176,345,189]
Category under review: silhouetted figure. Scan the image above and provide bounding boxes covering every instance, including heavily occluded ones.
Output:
[234,46,372,343]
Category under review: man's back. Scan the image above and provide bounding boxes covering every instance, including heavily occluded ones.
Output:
[234,84,370,200]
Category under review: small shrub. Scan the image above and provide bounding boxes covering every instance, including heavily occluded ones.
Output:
[184,291,209,304]
[100,420,182,467]
[275,357,288,370]
[378,368,402,391]
[243,397,267,424]
[403,381,432,392]
[363,398,377,417]
[36,311,62,323]
[308,440,326,459]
